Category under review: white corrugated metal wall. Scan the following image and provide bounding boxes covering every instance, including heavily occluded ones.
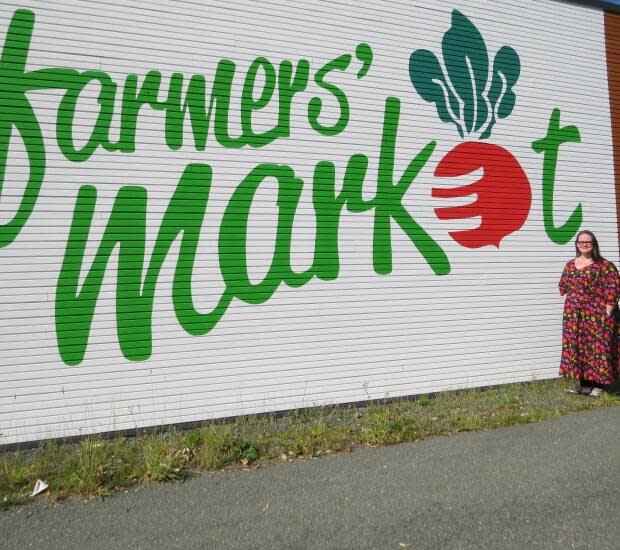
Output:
[0,0,617,445]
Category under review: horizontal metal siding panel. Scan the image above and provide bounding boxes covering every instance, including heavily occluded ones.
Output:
[7,367,558,445]
[0,0,617,444]
[7,361,559,426]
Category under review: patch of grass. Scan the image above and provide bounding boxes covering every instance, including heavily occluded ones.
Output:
[143,437,185,482]
[417,395,431,407]
[0,452,31,502]
[361,403,419,445]
[269,416,352,457]
[1,378,618,509]
[191,422,260,469]
[195,424,234,470]
[180,429,203,450]
[65,438,111,495]
[229,440,260,463]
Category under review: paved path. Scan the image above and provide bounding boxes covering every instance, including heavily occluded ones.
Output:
[2,408,620,550]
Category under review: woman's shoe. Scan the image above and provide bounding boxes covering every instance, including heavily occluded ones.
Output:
[568,386,592,395]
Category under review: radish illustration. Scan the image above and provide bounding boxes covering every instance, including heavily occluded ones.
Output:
[432,142,531,248]
[409,10,532,248]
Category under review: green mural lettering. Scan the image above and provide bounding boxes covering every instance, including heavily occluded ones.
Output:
[241,57,277,145]
[114,71,163,153]
[355,43,373,79]
[0,8,587,364]
[56,164,230,365]
[0,9,46,247]
[373,97,450,276]
[0,9,362,247]
[165,61,246,150]
[56,70,117,161]
[274,59,310,138]
[219,164,311,304]
[308,54,352,136]
[532,108,583,245]
[311,155,371,281]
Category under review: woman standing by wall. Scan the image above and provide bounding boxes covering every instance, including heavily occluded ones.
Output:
[559,230,620,396]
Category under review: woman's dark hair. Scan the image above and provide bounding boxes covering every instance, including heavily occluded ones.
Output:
[574,230,603,262]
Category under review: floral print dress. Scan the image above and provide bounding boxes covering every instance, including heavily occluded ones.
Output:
[559,258,620,384]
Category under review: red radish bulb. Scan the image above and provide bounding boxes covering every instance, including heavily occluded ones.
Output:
[432,142,531,248]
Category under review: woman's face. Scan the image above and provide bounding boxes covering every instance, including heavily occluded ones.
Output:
[576,233,594,255]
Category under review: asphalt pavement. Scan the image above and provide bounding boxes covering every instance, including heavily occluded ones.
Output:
[1,408,620,550]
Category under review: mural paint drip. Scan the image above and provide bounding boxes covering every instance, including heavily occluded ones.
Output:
[0,8,584,365]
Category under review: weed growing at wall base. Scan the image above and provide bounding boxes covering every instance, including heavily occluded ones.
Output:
[1,379,619,509]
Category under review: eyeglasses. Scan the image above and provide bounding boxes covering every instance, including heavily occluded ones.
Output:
[576,241,593,246]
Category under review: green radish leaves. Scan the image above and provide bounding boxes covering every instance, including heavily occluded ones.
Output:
[409,10,520,139]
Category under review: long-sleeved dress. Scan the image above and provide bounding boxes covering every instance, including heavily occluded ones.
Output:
[559,258,620,384]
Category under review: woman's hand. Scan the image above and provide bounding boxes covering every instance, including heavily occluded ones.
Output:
[606,304,615,317]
